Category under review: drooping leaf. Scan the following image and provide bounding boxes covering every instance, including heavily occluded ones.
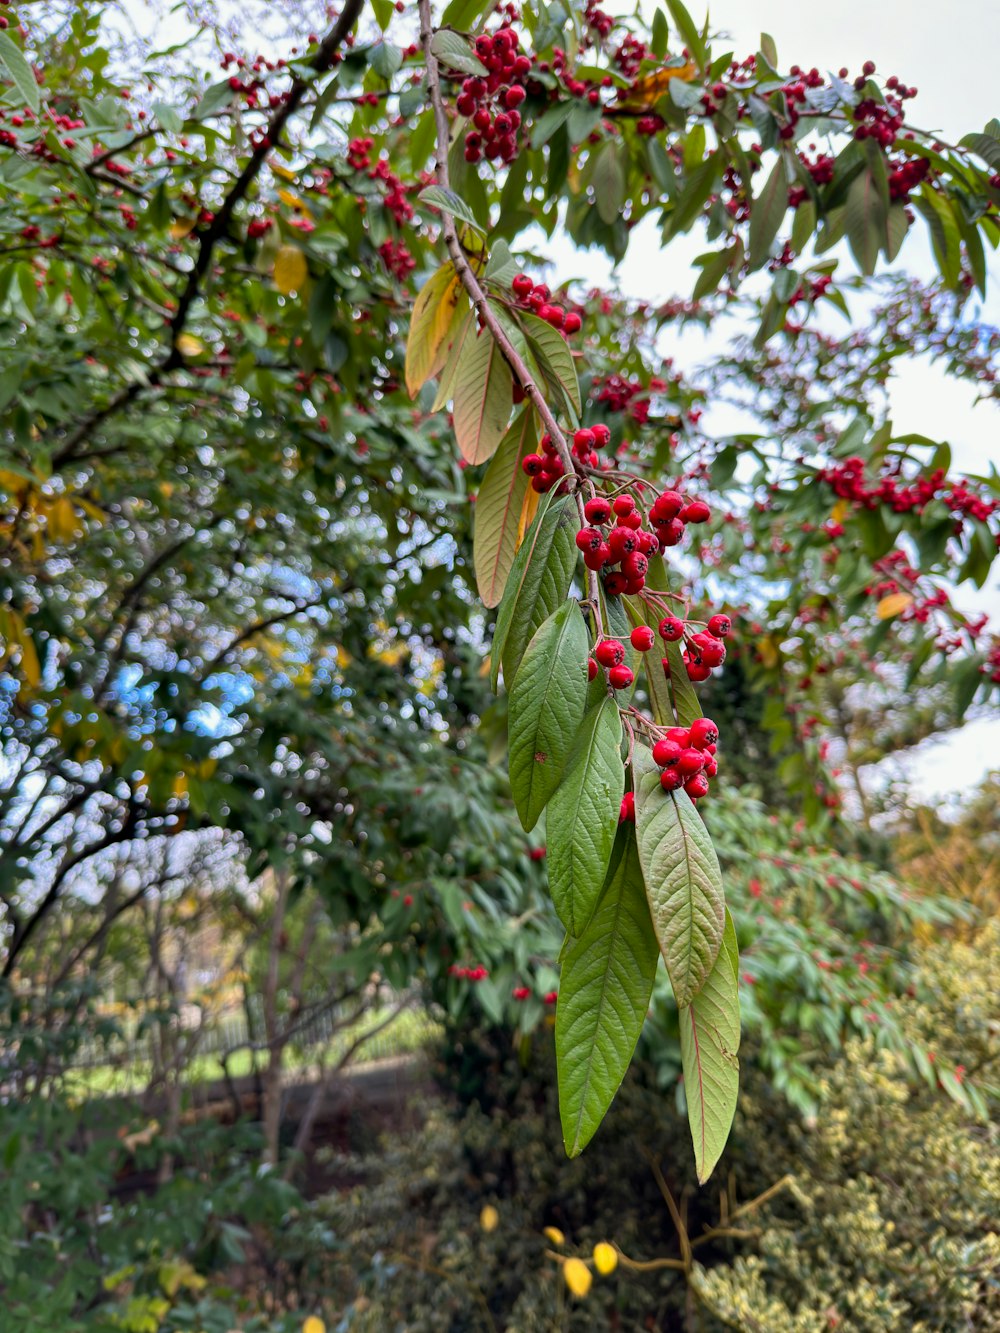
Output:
[557,825,660,1156]
[419,185,487,234]
[429,30,485,76]
[593,142,627,224]
[679,908,740,1183]
[641,555,702,727]
[519,311,582,417]
[845,168,885,276]
[490,497,578,691]
[452,323,513,465]
[405,263,463,396]
[473,411,535,606]
[633,746,724,1007]
[273,245,309,295]
[508,600,590,831]
[748,158,788,271]
[0,31,41,113]
[547,697,625,936]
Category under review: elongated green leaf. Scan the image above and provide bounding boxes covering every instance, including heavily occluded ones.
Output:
[0,31,40,113]
[641,555,702,727]
[593,142,627,224]
[557,825,660,1156]
[633,746,724,1007]
[473,411,535,607]
[489,496,575,691]
[419,184,487,234]
[845,168,885,276]
[748,158,787,272]
[508,600,590,831]
[884,201,909,263]
[405,263,461,396]
[547,698,625,936]
[915,186,962,288]
[519,310,582,416]
[666,0,705,68]
[679,908,740,1183]
[453,324,513,465]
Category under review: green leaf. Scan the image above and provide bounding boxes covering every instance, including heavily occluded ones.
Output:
[679,908,740,1183]
[666,0,705,69]
[369,40,403,80]
[748,158,788,271]
[633,746,724,1008]
[845,168,886,276]
[193,78,237,120]
[490,497,576,691]
[692,247,734,301]
[593,142,626,224]
[519,310,582,416]
[419,185,487,235]
[547,698,625,937]
[0,31,40,114]
[473,410,535,607]
[508,600,590,831]
[915,186,962,288]
[884,201,909,262]
[452,321,512,465]
[152,100,183,134]
[642,555,702,726]
[556,825,660,1156]
[430,30,485,76]
[664,156,718,237]
[960,131,1000,172]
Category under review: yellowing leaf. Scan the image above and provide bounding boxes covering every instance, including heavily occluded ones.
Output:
[757,635,779,669]
[272,163,298,182]
[543,1226,565,1246]
[616,61,697,110]
[46,496,80,543]
[176,334,204,358]
[274,244,308,295]
[278,187,308,211]
[169,219,195,240]
[592,1242,617,1275]
[479,1204,499,1232]
[405,264,464,397]
[171,772,188,798]
[563,1257,592,1298]
[876,592,914,620]
[302,1318,326,1333]
[831,499,849,524]
[336,645,353,669]
[517,484,540,548]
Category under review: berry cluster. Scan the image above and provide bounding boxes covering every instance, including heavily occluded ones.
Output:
[818,457,998,524]
[651,716,720,798]
[521,431,569,493]
[454,27,530,165]
[448,963,489,980]
[511,273,583,333]
[658,611,730,683]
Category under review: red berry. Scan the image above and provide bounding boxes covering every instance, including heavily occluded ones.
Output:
[650,490,683,522]
[707,613,731,638]
[612,495,635,517]
[652,738,682,768]
[704,755,718,777]
[505,84,526,108]
[684,772,710,799]
[691,633,726,668]
[620,510,643,530]
[660,768,683,792]
[563,312,582,334]
[575,526,603,552]
[656,518,685,547]
[588,657,599,680]
[522,453,544,476]
[619,791,635,822]
[658,616,685,642]
[622,551,648,580]
[583,542,610,570]
[689,717,719,749]
[637,530,659,554]
[608,527,639,560]
[546,304,565,329]
[608,664,634,690]
[666,727,690,745]
[680,500,711,524]
[595,638,625,667]
[537,303,556,322]
[512,273,533,297]
[686,660,712,682]
[591,423,611,447]
[678,747,706,776]
[604,572,628,596]
[630,626,655,651]
[584,496,611,524]
[573,427,596,449]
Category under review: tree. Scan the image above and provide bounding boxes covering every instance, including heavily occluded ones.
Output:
[1,0,998,1180]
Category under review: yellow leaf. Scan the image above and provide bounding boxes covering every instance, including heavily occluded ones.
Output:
[563,1257,593,1298]
[616,61,697,111]
[272,163,298,182]
[516,484,539,548]
[336,645,353,669]
[876,592,914,620]
[46,496,81,543]
[171,772,188,798]
[831,499,849,524]
[278,187,308,212]
[274,244,308,295]
[543,1226,565,1246]
[176,334,204,358]
[197,758,217,780]
[405,264,463,397]
[8,612,40,688]
[757,635,779,669]
[302,1319,326,1333]
[592,1242,618,1275]
[479,1204,499,1232]
[169,219,195,240]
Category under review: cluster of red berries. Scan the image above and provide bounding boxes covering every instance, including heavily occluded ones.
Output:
[511,273,583,334]
[572,486,713,596]
[652,716,721,799]
[659,611,731,683]
[818,458,998,524]
[521,431,569,493]
[453,27,530,166]
[448,963,489,980]
[379,238,417,281]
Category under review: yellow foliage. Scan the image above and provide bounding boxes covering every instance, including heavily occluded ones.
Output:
[876,592,914,620]
[615,61,697,111]
[592,1241,618,1275]
[175,334,205,358]
[543,1226,565,1246]
[517,484,539,548]
[274,244,309,295]
[479,1204,499,1232]
[563,1257,593,1297]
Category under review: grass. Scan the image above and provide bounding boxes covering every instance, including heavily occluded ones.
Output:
[66,1006,442,1098]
